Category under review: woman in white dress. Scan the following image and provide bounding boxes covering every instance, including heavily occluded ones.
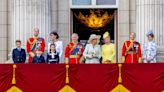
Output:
[143,31,157,63]
[83,34,101,64]
[48,31,63,63]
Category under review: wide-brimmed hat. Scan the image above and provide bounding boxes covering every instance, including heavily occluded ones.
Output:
[88,34,101,44]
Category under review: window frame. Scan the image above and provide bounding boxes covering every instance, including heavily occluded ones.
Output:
[70,0,119,9]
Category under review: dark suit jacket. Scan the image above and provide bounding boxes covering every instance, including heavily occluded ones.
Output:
[32,55,45,63]
[12,48,26,63]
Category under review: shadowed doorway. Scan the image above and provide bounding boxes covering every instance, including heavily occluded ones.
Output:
[72,9,116,46]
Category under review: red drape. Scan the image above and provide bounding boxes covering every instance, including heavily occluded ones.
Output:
[122,64,164,92]
[0,64,163,92]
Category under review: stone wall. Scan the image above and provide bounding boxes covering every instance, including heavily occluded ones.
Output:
[0,0,7,63]
[136,0,164,62]
[57,0,70,62]
[0,0,132,63]
[118,0,130,62]
[1,0,163,63]
[51,0,70,62]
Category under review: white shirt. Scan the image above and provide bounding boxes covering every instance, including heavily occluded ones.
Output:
[48,40,63,63]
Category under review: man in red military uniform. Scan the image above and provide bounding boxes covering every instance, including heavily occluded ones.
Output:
[26,28,45,63]
[65,33,84,64]
[122,32,142,63]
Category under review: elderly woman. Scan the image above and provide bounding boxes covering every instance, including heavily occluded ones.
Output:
[48,31,63,63]
[143,31,157,63]
[83,34,101,64]
[101,32,116,64]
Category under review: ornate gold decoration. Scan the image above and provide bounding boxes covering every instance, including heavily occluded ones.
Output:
[12,65,16,84]
[6,86,23,92]
[65,65,69,84]
[6,65,23,92]
[58,65,76,92]
[75,10,114,29]
[110,64,130,92]
[118,64,122,83]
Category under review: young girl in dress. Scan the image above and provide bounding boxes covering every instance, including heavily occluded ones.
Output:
[47,44,60,64]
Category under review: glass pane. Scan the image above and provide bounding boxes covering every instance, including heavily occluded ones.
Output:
[96,0,116,5]
[72,0,91,5]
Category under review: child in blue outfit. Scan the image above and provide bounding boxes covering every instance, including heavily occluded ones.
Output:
[32,47,45,63]
[12,40,26,63]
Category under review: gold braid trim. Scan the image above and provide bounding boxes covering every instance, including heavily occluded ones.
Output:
[28,37,38,45]
[28,38,39,51]
[125,41,134,52]
[69,43,77,54]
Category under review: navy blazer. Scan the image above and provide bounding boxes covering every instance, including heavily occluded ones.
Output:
[32,55,45,63]
[46,52,59,64]
[12,48,26,63]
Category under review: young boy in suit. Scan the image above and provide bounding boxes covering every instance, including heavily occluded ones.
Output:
[12,40,26,63]
[32,46,45,63]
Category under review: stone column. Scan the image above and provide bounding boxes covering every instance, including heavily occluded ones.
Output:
[51,0,58,30]
[57,0,70,62]
[129,0,136,33]
[0,0,7,63]
[136,0,164,45]
[8,0,51,60]
[136,0,164,62]
[118,0,130,62]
